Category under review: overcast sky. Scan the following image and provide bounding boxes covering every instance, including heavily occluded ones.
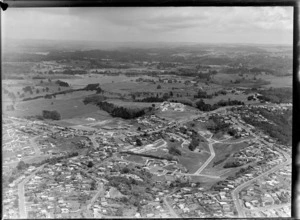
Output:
[2,7,293,45]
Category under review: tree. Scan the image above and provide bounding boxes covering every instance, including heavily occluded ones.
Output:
[136,138,142,146]
[90,181,97,190]
[121,167,130,174]
[168,145,182,156]
[17,161,27,170]
[137,127,141,131]
[36,89,40,94]
[162,93,170,100]
[157,85,162,89]
[152,104,155,108]
[87,161,93,168]
[45,87,49,92]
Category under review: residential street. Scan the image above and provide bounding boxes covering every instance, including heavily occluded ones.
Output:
[18,164,46,218]
[231,149,291,217]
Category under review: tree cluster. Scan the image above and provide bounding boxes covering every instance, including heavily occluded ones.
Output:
[194,90,213,99]
[42,110,61,120]
[168,145,182,156]
[96,101,147,119]
[55,80,70,87]
[196,99,244,112]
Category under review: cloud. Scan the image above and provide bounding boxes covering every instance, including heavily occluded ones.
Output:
[3,7,293,44]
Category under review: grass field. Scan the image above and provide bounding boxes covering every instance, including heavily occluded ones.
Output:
[201,141,249,175]
[212,72,292,88]
[177,143,211,174]
[3,95,101,120]
[122,154,147,164]
[156,107,200,121]
[62,74,139,89]
[259,75,292,88]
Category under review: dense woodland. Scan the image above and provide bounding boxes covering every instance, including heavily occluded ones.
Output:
[239,107,292,145]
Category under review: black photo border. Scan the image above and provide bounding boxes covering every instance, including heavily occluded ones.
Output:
[1,0,299,219]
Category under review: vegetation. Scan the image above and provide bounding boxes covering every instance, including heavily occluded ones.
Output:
[42,110,61,120]
[55,80,70,87]
[188,131,206,151]
[240,107,292,145]
[96,101,148,119]
[83,95,106,105]
[136,138,143,146]
[138,97,165,102]
[196,99,244,112]
[257,87,292,103]
[83,83,103,93]
[168,144,182,156]
[194,89,213,99]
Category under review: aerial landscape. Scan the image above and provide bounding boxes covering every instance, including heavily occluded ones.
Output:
[2,6,293,219]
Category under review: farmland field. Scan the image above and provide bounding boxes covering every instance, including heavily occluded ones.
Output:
[3,95,101,120]
[259,75,292,88]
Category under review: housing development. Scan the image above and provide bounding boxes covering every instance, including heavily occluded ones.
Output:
[2,6,293,219]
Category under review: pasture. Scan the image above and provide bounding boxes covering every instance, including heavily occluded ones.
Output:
[3,94,101,120]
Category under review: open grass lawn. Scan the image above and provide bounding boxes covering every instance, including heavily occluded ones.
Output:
[60,112,113,126]
[213,142,248,161]
[156,108,199,122]
[177,145,210,173]
[44,136,90,152]
[190,175,226,184]
[201,141,249,175]
[186,121,206,131]
[122,154,146,164]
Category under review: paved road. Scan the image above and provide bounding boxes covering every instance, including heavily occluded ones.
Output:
[18,164,46,218]
[230,116,291,217]
[163,191,180,218]
[87,183,104,214]
[194,138,216,175]
[242,203,290,212]
[29,136,42,156]
[177,173,221,179]
[88,135,99,149]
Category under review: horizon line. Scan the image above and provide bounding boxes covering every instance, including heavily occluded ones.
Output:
[4,38,292,47]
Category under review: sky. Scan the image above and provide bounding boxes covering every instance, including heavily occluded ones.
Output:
[2,7,293,45]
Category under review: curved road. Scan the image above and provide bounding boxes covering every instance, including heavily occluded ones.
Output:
[232,150,291,217]
[194,141,215,175]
